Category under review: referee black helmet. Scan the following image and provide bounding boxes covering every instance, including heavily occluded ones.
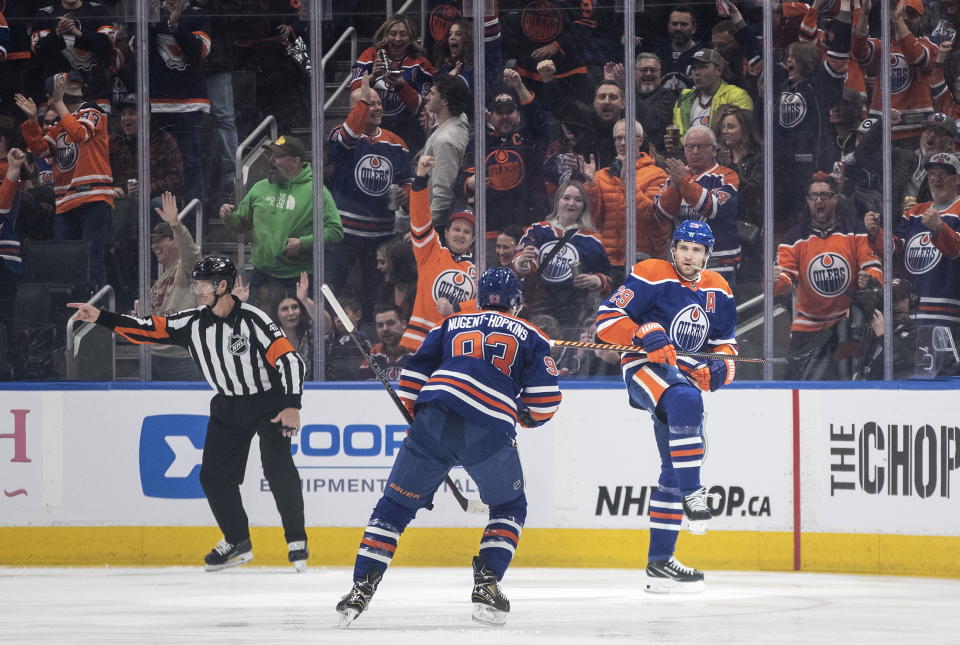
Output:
[193,256,237,289]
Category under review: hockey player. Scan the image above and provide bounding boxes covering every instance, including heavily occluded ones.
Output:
[596,220,737,594]
[336,267,562,628]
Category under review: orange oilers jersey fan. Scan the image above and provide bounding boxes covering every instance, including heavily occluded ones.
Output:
[400,181,476,352]
[21,103,112,214]
[775,219,883,332]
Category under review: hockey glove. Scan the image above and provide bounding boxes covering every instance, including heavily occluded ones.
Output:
[682,358,735,392]
[517,406,536,428]
[635,322,677,366]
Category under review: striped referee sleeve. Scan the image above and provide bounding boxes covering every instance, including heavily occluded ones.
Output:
[96,309,193,346]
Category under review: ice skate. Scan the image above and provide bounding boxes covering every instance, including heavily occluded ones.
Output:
[287,540,308,573]
[471,556,510,626]
[681,486,714,534]
[644,556,705,594]
[203,538,253,572]
[336,570,382,628]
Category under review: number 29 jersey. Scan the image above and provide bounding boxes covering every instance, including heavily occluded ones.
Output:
[596,259,738,389]
[397,311,562,438]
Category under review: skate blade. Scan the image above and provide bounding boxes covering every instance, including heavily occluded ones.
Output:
[471,603,507,626]
[337,607,359,629]
[643,576,705,595]
[291,560,307,573]
[204,552,253,572]
[686,520,708,535]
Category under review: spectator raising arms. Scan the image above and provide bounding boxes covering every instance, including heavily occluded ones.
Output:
[351,15,436,151]
[514,180,612,336]
[326,70,413,320]
[401,155,477,352]
[17,73,113,287]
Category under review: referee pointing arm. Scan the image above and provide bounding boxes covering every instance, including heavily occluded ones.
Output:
[68,257,310,572]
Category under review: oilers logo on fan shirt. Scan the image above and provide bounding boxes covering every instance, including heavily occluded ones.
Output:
[669,304,710,352]
[904,231,942,274]
[778,91,807,129]
[538,241,581,283]
[355,154,393,196]
[54,132,80,171]
[432,268,476,305]
[807,252,851,297]
[889,53,911,94]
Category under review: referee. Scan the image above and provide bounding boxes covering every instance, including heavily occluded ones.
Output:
[68,257,309,572]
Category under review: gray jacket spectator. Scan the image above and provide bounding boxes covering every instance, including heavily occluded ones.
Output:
[422,74,471,224]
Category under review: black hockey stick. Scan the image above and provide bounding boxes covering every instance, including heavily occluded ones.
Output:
[549,339,809,365]
[320,284,488,515]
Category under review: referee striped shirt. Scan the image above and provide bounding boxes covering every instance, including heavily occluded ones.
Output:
[96,296,305,406]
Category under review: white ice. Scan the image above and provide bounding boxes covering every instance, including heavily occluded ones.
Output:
[2,566,958,644]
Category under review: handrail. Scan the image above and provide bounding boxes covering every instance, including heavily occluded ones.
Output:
[736,292,764,315]
[65,285,115,380]
[177,198,204,251]
[235,115,277,204]
[321,26,357,111]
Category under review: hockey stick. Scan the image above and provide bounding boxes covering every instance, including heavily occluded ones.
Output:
[320,284,488,515]
[549,339,804,365]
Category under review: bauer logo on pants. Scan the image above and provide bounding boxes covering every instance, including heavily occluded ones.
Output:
[139,415,208,499]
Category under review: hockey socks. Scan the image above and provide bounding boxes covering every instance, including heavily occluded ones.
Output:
[647,486,681,562]
[352,497,416,582]
[658,385,705,494]
[477,495,527,580]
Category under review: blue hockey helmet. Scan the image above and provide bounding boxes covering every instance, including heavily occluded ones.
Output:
[671,220,715,253]
[478,267,523,313]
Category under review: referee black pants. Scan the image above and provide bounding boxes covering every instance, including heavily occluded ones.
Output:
[199,391,306,546]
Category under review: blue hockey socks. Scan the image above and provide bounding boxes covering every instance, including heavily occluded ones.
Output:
[478,494,527,580]
[352,496,417,582]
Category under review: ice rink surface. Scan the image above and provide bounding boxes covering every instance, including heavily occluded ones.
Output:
[2,566,959,644]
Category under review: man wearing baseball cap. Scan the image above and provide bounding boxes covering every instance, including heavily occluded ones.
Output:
[864,150,960,373]
[220,134,343,307]
[464,68,549,242]
[670,48,753,140]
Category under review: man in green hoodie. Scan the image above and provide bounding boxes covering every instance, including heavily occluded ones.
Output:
[220,135,343,307]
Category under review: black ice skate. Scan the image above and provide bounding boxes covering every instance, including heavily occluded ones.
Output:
[471,556,510,626]
[203,538,253,572]
[287,540,308,573]
[644,557,705,594]
[336,570,382,628]
[681,486,714,534]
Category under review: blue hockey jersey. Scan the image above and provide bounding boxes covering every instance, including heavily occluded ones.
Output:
[654,163,741,277]
[327,99,413,238]
[877,199,960,326]
[397,310,562,438]
[596,259,737,405]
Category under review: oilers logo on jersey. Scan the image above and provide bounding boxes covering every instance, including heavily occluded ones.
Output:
[432,268,476,305]
[538,240,580,283]
[806,252,851,297]
[905,231,941,274]
[669,304,710,352]
[778,91,807,129]
[60,34,100,72]
[54,132,80,171]
[889,53,911,94]
[521,2,563,43]
[354,154,393,197]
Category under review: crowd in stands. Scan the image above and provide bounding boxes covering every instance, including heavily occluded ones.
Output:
[2,0,960,381]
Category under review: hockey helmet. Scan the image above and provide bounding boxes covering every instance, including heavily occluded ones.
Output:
[478,267,523,313]
[192,256,237,289]
[671,220,715,253]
